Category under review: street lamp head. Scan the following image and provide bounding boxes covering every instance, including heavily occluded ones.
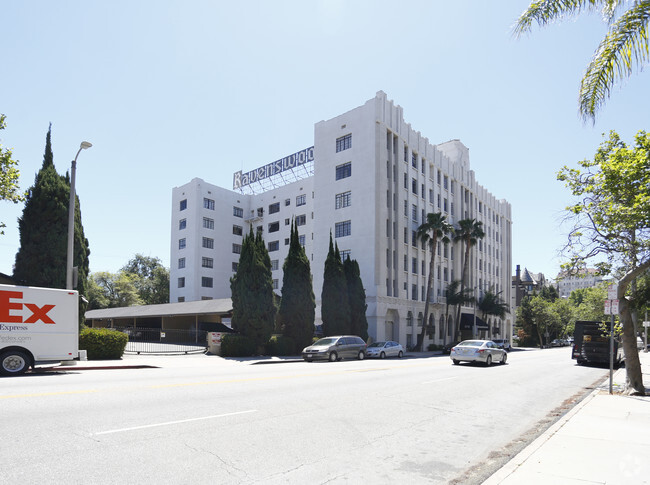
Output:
[80,141,92,150]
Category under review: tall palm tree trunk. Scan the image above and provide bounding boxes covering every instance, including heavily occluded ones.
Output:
[415,236,436,351]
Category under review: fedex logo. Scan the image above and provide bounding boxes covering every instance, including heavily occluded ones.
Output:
[0,290,56,324]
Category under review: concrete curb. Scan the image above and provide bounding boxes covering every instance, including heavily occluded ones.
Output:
[483,365,628,484]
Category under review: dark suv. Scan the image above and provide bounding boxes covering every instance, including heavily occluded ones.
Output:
[302,335,367,362]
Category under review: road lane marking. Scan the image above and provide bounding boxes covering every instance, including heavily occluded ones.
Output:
[95,409,257,435]
[422,377,457,384]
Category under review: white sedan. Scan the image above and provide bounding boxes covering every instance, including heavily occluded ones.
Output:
[366,341,404,359]
[450,340,507,366]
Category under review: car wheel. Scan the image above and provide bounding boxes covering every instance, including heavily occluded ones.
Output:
[357,350,365,360]
[485,355,492,366]
[380,351,386,359]
[1,350,30,376]
[500,353,507,365]
[328,352,338,362]
[452,359,460,365]
[398,350,403,358]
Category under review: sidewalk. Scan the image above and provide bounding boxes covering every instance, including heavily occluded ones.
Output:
[484,351,650,485]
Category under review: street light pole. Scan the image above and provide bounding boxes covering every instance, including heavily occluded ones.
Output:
[66,141,92,290]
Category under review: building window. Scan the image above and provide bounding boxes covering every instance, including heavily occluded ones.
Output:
[285,238,290,245]
[233,225,243,236]
[340,249,351,262]
[335,191,351,209]
[335,220,351,238]
[232,262,238,272]
[335,162,352,180]
[285,198,290,206]
[203,217,214,230]
[412,178,417,194]
[296,194,306,206]
[412,284,418,301]
[336,134,352,152]
[180,199,187,211]
[269,202,280,214]
[202,257,213,268]
[412,152,417,168]
[299,235,305,247]
[178,297,185,302]
[268,221,280,233]
[178,258,185,269]
[178,277,185,288]
[257,207,264,217]
[271,260,279,271]
[412,204,418,221]
[179,238,186,250]
[443,175,448,190]
[202,237,214,249]
[285,218,290,226]
[232,243,241,254]
[179,219,186,230]
[201,277,213,288]
[233,206,243,218]
[204,198,215,210]
[296,214,306,226]
[272,279,279,290]
[257,225,263,234]
[412,257,418,274]
[268,240,279,252]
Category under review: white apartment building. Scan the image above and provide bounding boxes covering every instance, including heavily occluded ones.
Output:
[557,268,604,298]
[170,91,513,348]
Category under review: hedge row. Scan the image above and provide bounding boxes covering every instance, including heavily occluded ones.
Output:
[79,327,128,360]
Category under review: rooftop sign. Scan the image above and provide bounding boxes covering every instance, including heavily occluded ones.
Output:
[233,146,314,191]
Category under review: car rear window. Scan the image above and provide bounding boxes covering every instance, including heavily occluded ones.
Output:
[459,340,483,347]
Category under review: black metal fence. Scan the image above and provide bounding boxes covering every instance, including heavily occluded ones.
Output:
[115,327,208,354]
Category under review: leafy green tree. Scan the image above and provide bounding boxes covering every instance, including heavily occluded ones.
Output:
[570,285,608,321]
[558,130,650,394]
[121,254,170,304]
[0,114,25,234]
[230,229,276,353]
[415,212,453,351]
[443,280,474,344]
[321,233,350,336]
[453,218,485,341]
[87,271,143,309]
[13,125,90,327]
[477,289,509,339]
[514,0,650,122]
[343,256,368,341]
[277,221,315,353]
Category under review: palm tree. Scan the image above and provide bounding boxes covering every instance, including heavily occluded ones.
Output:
[443,279,475,345]
[477,288,509,339]
[453,219,485,341]
[414,212,453,351]
[513,0,650,122]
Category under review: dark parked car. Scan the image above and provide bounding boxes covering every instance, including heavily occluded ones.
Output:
[442,341,460,355]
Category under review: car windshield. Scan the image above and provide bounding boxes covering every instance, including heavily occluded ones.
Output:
[368,342,386,348]
[313,338,337,346]
[458,340,484,347]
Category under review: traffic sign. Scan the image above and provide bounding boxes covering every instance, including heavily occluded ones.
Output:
[604,300,611,315]
[608,284,618,300]
[643,321,650,327]
[611,299,619,314]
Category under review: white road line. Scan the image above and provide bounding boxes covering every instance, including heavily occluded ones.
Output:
[422,377,457,384]
[96,410,257,435]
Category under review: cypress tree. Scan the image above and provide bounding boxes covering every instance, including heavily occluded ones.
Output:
[230,228,276,353]
[13,125,90,326]
[278,220,315,352]
[343,256,368,341]
[321,233,350,336]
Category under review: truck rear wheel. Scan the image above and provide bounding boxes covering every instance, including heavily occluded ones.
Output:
[0,350,30,376]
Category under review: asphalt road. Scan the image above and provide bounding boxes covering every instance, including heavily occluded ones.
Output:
[1,347,607,484]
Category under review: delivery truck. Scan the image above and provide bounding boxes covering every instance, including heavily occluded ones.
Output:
[572,320,624,367]
[0,283,79,376]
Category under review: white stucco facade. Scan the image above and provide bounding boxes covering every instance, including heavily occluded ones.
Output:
[170,92,513,349]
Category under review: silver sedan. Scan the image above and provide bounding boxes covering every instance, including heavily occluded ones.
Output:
[450,340,507,366]
[366,341,404,359]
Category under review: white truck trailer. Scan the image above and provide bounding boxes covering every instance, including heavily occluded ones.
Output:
[0,283,79,376]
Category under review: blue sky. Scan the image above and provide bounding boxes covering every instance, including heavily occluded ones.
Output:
[1,1,648,280]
